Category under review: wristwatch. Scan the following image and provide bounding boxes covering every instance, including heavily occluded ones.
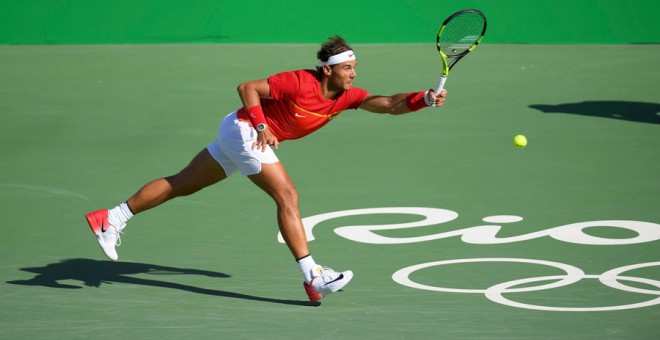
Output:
[256,123,267,133]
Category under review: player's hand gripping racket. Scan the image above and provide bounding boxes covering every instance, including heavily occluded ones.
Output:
[433,9,487,103]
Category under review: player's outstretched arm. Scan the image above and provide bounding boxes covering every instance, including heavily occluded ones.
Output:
[359,89,446,115]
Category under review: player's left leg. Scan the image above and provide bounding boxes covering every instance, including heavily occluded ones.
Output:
[248,162,353,301]
[247,162,307,257]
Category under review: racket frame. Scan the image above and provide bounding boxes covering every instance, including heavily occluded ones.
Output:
[433,9,487,95]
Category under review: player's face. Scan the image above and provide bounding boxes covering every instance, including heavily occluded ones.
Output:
[328,60,357,91]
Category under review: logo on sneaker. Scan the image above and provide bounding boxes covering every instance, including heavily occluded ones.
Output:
[100,221,108,233]
[324,274,344,286]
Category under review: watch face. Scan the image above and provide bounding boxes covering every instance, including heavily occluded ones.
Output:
[256,124,266,132]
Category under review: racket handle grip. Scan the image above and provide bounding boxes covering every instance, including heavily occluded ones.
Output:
[434,76,447,94]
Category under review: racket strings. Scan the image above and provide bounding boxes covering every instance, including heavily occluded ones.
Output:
[438,13,485,57]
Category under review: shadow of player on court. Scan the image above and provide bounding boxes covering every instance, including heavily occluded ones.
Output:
[529,101,660,124]
[7,258,318,307]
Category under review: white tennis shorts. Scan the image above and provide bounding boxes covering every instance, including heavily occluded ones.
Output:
[206,111,279,176]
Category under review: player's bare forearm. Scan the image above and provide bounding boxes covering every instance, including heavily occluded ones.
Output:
[359,93,410,115]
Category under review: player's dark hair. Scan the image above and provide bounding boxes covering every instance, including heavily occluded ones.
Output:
[315,36,352,76]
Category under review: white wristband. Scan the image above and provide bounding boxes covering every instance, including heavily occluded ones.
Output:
[423,90,433,106]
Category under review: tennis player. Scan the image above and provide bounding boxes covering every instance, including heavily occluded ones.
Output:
[85,36,447,302]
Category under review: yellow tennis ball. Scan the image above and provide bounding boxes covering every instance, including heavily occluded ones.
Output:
[513,135,527,148]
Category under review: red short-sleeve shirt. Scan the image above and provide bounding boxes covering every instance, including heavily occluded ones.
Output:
[237,69,369,141]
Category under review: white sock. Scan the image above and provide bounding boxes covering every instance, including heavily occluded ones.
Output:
[297,255,318,284]
[107,202,134,230]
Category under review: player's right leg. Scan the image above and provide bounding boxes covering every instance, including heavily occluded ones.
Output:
[86,148,228,261]
[126,148,228,214]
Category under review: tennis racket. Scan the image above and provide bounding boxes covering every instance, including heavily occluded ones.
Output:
[433,9,487,99]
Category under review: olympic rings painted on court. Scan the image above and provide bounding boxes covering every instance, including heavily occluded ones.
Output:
[392,258,660,312]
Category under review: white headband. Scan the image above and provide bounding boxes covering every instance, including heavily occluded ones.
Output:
[318,50,356,66]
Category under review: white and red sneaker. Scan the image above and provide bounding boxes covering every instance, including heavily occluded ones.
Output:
[303,265,353,302]
[85,209,123,261]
